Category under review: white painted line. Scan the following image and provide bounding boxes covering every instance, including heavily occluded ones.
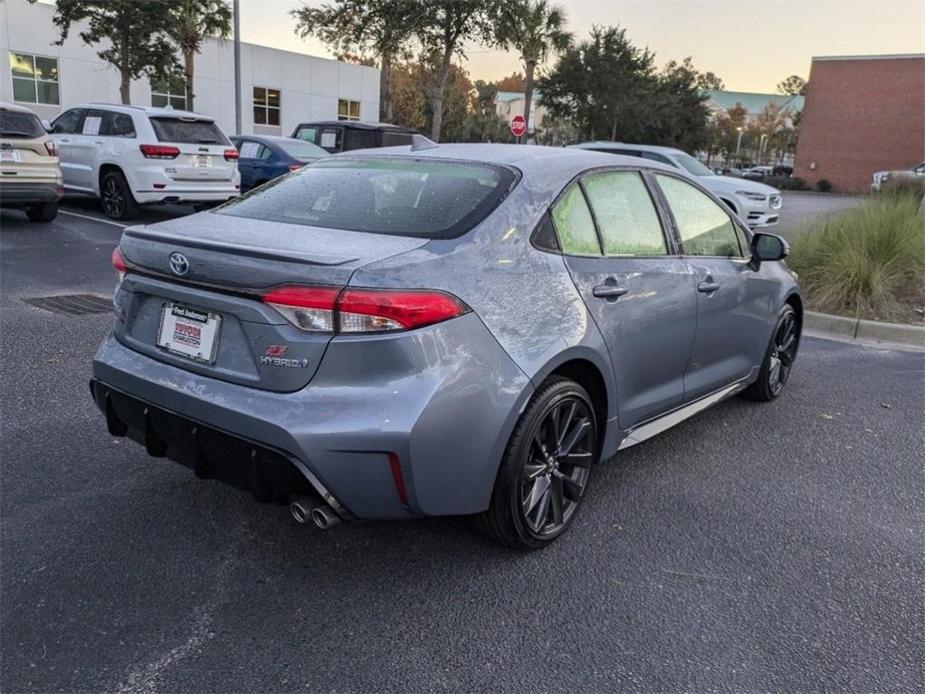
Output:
[59,209,128,228]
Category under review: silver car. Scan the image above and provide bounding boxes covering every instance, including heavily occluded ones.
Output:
[91,144,802,549]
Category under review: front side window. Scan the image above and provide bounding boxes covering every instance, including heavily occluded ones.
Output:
[582,171,667,256]
[217,158,515,240]
[294,126,316,143]
[640,151,672,166]
[151,77,187,110]
[253,87,281,126]
[10,52,59,105]
[672,152,714,177]
[337,99,360,122]
[551,184,600,256]
[50,109,84,134]
[657,175,744,257]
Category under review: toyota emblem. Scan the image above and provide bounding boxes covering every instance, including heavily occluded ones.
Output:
[168,252,190,277]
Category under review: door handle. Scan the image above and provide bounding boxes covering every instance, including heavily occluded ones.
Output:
[58,138,70,143]
[697,280,721,293]
[592,284,629,299]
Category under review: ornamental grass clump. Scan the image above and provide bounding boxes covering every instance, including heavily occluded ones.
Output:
[788,191,925,321]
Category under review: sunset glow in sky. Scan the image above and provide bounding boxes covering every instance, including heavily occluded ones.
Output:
[243,0,924,93]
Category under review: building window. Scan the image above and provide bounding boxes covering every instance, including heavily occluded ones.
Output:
[151,77,187,110]
[9,52,59,105]
[337,99,360,121]
[253,87,280,126]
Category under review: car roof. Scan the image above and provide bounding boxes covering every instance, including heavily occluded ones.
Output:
[231,134,310,145]
[294,120,417,133]
[71,103,216,121]
[337,143,676,180]
[0,101,40,115]
[569,141,685,157]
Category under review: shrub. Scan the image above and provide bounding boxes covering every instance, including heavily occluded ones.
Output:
[788,196,925,320]
[879,176,925,205]
[764,175,808,191]
[816,179,833,193]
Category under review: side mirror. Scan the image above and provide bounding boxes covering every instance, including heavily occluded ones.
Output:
[751,232,789,262]
[41,119,52,132]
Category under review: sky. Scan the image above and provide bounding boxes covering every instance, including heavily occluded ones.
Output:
[241,0,925,93]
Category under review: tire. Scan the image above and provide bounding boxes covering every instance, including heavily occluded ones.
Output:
[99,171,139,220]
[743,304,800,402]
[474,377,599,550]
[25,200,58,222]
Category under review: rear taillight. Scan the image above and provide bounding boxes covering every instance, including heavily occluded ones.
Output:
[139,144,180,159]
[223,148,239,161]
[111,246,127,281]
[288,163,303,172]
[261,286,469,333]
[44,141,57,156]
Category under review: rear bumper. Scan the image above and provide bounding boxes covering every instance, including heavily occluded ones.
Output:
[0,181,62,206]
[133,188,240,205]
[90,314,532,520]
[127,164,240,204]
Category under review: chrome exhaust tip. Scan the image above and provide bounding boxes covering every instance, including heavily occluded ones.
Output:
[289,496,314,524]
[311,504,342,530]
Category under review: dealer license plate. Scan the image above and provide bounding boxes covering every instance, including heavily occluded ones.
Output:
[156,303,222,363]
[0,149,22,163]
[190,154,212,168]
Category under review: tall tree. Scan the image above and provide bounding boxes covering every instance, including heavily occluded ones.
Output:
[495,72,526,92]
[391,57,477,141]
[495,0,572,142]
[292,0,420,122]
[169,0,232,112]
[417,0,499,141]
[649,58,712,151]
[47,0,179,104]
[777,74,807,96]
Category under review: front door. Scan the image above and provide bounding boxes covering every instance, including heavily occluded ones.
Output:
[654,173,778,400]
[49,108,85,190]
[69,108,106,191]
[555,170,698,430]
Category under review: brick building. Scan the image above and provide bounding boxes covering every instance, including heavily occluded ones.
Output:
[794,54,925,192]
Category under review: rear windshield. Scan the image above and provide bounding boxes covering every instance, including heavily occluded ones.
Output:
[150,117,229,145]
[276,139,328,160]
[0,110,45,138]
[216,158,516,239]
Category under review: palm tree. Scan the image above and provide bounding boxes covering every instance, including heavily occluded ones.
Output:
[496,1,572,143]
[170,0,232,112]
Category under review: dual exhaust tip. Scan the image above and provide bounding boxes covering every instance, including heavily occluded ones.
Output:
[289,496,341,530]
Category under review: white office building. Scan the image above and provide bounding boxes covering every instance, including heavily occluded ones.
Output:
[0,0,380,136]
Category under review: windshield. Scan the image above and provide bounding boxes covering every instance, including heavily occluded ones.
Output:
[673,152,714,177]
[0,110,45,138]
[150,117,229,145]
[217,157,515,239]
[276,139,328,160]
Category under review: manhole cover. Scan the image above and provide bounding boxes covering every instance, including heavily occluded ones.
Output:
[23,294,113,316]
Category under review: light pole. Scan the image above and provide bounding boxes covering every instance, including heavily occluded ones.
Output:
[734,127,744,166]
[233,0,242,135]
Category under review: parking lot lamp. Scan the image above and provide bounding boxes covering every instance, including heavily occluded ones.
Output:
[734,127,744,166]
[233,0,242,134]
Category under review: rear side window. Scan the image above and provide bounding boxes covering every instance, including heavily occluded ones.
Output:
[217,157,516,240]
[551,184,600,256]
[101,112,135,137]
[149,117,229,145]
[656,174,744,257]
[0,110,45,138]
[582,171,666,256]
[381,131,414,147]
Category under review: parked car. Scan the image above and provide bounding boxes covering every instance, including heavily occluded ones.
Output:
[871,161,925,192]
[571,142,784,227]
[742,165,774,180]
[772,165,793,177]
[91,144,801,549]
[0,101,62,222]
[291,120,417,153]
[49,104,240,220]
[229,134,327,192]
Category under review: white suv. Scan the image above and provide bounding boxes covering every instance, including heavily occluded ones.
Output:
[571,142,784,227]
[49,104,240,220]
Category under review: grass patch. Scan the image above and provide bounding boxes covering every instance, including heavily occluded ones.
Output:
[788,190,925,322]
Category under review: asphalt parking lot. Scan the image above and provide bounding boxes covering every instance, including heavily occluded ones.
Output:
[772,191,868,240]
[2,201,923,693]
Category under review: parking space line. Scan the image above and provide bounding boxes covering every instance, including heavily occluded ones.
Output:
[59,210,128,228]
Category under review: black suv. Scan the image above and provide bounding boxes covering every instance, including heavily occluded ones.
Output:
[291,121,417,154]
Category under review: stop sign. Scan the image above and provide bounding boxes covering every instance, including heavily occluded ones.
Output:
[510,115,527,138]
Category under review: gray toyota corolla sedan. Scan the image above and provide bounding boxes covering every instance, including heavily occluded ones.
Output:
[91,143,801,549]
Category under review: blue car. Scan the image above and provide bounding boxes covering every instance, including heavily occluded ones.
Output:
[229,135,327,192]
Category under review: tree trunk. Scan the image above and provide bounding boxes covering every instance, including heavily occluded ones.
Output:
[522,60,535,144]
[379,47,393,122]
[429,49,453,142]
[184,48,195,111]
[120,33,131,104]
[120,72,131,105]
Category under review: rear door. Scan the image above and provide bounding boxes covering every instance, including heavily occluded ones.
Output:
[653,173,778,400]
[234,138,263,190]
[148,116,236,183]
[556,169,698,429]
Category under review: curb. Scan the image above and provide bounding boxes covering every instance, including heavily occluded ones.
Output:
[804,310,925,350]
